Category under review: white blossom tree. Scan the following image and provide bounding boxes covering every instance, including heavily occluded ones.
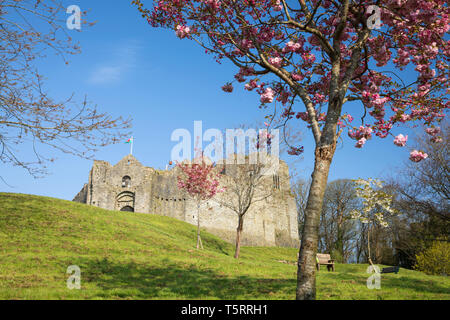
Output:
[351,178,397,266]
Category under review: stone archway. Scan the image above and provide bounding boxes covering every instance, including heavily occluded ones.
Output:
[116,191,135,212]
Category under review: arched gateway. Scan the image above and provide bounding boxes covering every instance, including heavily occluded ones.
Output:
[116,191,135,212]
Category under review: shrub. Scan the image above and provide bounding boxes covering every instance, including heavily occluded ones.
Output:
[415,240,450,276]
[331,249,345,264]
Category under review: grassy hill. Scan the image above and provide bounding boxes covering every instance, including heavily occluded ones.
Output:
[0,193,448,300]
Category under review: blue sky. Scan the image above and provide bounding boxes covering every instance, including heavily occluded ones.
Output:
[0,0,421,200]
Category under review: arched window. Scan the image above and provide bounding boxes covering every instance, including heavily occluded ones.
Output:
[122,176,131,188]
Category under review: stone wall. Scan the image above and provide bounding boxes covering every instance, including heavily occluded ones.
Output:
[74,154,299,248]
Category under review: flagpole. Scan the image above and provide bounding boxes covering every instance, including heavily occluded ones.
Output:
[130,136,133,155]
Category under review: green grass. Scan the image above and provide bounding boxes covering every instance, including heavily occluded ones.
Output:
[0,193,448,300]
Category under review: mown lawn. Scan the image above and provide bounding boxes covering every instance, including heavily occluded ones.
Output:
[0,193,448,300]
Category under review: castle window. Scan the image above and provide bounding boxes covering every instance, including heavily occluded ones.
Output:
[273,174,280,190]
[122,176,131,188]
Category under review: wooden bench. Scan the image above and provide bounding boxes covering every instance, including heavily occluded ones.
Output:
[381,266,400,274]
[316,253,335,272]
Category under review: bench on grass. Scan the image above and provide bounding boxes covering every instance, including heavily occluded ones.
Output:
[316,253,335,272]
[381,266,400,274]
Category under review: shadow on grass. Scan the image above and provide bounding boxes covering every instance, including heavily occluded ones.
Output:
[318,266,449,296]
[380,276,450,295]
[80,258,294,299]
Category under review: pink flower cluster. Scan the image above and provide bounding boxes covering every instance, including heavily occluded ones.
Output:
[409,150,428,163]
[222,83,233,93]
[425,126,443,143]
[175,25,191,39]
[348,126,373,149]
[355,138,367,148]
[348,126,373,140]
[425,127,441,136]
[234,67,255,83]
[260,87,275,104]
[272,0,283,12]
[283,41,303,53]
[203,0,221,10]
[291,73,304,81]
[393,134,408,147]
[245,79,259,91]
[269,57,283,68]
[296,112,310,122]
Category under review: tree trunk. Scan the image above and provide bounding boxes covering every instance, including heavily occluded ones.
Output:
[196,202,203,250]
[234,215,244,259]
[296,145,335,300]
[336,210,345,263]
[336,226,344,263]
[367,224,373,266]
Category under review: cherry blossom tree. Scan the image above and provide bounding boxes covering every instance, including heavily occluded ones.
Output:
[133,0,449,299]
[176,156,223,249]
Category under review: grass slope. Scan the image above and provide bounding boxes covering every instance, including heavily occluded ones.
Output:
[0,193,448,300]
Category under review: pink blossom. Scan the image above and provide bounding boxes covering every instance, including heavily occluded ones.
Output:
[260,87,275,104]
[175,25,191,39]
[240,39,253,50]
[283,41,302,53]
[269,57,283,68]
[273,0,283,11]
[431,136,443,143]
[296,112,310,122]
[348,126,373,141]
[409,150,428,162]
[425,127,441,136]
[355,138,367,148]
[245,80,259,91]
[393,134,408,147]
[291,73,304,81]
[398,114,411,123]
[222,83,233,93]
[204,0,220,10]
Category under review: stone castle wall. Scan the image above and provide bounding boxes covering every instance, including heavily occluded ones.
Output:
[73,154,299,247]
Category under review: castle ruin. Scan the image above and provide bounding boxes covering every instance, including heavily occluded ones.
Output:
[73,154,299,247]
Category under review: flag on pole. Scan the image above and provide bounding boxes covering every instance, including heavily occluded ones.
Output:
[125,137,134,155]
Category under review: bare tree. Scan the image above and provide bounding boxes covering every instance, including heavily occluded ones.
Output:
[0,0,131,178]
[319,179,359,263]
[292,178,310,240]
[214,154,277,259]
